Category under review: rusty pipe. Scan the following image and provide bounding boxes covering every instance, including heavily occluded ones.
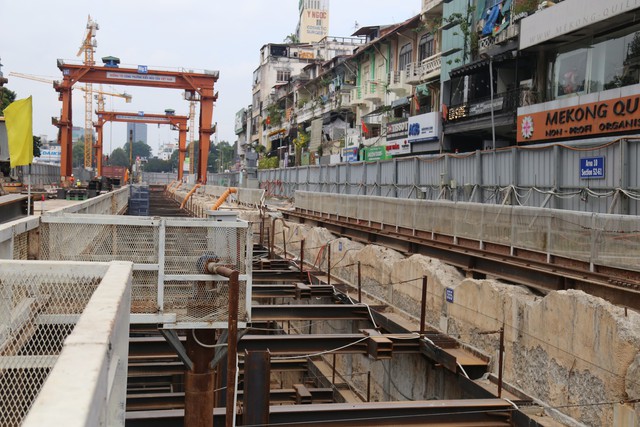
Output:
[211,187,237,211]
[208,265,240,427]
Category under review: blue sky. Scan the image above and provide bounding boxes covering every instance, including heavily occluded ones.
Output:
[1,0,420,156]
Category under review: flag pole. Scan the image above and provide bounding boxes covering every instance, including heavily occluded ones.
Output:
[27,165,32,216]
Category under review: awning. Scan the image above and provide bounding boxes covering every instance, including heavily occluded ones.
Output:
[363,105,391,118]
[391,97,409,108]
[449,54,509,79]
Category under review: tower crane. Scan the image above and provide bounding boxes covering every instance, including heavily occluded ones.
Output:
[185,90,199,174]
[78,15,99,169]
[8,72,132,105]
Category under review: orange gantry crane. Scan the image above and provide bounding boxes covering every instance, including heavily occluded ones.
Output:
[55,60,218,184]
[77,15,99,169]
[94,110,188,180]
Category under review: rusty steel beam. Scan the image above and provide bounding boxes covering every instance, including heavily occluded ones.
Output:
[251,284,334,299]
[129,333,421,358]
[242,351,270,426]
[126,388,335,412]
[252,269,310,283]
[126,399,514,426]
[251,304,373,321]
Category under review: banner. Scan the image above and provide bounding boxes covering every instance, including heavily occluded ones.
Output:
[4,96,33,168]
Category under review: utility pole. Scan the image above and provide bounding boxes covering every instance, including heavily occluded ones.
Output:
[129,130,133,184]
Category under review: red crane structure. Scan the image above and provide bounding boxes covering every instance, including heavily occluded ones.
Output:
[54,59,218,184]
[94,110,188,180]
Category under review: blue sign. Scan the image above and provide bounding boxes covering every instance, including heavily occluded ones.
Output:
[580,156,605,179]
[445,288,454,303]
[338,241,343,251]
[137,65,148,74]
[137,111,145,116]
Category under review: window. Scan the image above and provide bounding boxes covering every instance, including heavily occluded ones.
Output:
[399,43,413,71]
[276,70,291,82]
[548,24,640,99]
[418,34,435,62]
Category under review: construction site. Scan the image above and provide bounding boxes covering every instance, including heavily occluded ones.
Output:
[0,180,638,427]
[0,9,639,427]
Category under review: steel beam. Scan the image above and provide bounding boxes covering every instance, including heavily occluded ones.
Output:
[126,399,514,426]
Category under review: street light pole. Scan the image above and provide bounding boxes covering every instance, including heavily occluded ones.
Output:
[489,56,496,150]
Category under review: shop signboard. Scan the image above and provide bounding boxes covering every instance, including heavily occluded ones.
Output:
[517,93,640,143]
[341,146,359,162]
[363,146,389,162]
[408,112,441,143]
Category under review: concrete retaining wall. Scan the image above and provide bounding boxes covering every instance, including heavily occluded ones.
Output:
[272,219,640,426]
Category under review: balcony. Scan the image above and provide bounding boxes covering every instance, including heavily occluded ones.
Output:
[422,0,443,13]
[478,22,521,57]
[349,86,367,106]
[387,71,411,96]
[405,53,442,85]
[363,80,385,102]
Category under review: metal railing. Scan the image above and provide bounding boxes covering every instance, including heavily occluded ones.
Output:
[295,191,640,272]
[39,214,252,328]
[2,260,133,427]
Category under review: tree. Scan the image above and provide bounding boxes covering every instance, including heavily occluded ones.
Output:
[72,142,85,168]
[0,87,16,115]
[283,33,299,44]
[143,158,172,172]
[122,140,152,161]
[32,135,42,158]
[109,148,129,167]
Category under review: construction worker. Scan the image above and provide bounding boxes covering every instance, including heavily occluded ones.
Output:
[76,179,82,188]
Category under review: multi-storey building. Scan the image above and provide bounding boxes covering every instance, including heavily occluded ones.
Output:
[126,122,147,145]
[296,0,330,44]
[516,0,640,146]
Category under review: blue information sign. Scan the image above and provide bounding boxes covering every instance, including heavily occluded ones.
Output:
[580,156,605,179]
[137,65,148,74]
[445,288,454,303]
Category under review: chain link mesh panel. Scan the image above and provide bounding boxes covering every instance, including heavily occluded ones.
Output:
[164,224,247,275]
[0,269,103,427]
[131,270,159,314]
[164,279,247,323]
[39,216,250,326]
[40,222,159,264]
[12,232,29,260]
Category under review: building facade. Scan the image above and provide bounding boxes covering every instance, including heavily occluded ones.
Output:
[296,0,330,43]
[126,122,147,145]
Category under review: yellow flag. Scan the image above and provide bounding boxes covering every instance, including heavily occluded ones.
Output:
[4,96,33,168]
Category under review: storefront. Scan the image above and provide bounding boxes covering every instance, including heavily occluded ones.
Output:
[385,118,410,157]
[408,112,441,153]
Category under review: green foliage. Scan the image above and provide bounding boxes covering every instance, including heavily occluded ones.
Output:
[292,129,309,167]
[109,148,129,167]
[266,104,283,127]
[258,156,279,170]
[32,135,41,158]
[122,140,152,160]
[0,87,16,115]
[513,0,539,15]
[444,5,476,62]
[143,158,172,172]
[283,33,300,44]
[72,143,85,168]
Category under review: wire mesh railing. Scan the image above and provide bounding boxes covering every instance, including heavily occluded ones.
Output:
[295,191,640,272]
[0,260,132,427]
[39,214,252,328]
